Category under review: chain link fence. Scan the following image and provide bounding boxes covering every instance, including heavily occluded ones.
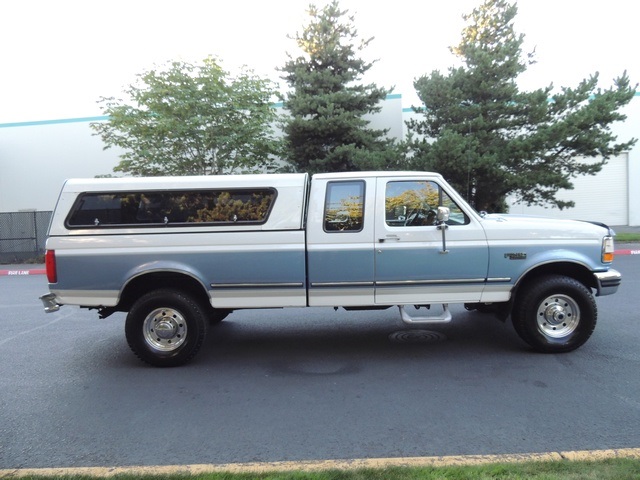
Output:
[0,211,52,264]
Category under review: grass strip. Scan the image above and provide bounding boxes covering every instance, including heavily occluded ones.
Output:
[616,233,640,242]
[4,458,640,480]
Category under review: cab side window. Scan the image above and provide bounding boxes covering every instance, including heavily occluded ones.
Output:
[324,181,365,232]
[385,181,469,227]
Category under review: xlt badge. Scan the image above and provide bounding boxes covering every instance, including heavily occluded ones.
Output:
[504,252,527,260]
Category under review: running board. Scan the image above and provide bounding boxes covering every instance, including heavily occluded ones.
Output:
[399,304,452,324]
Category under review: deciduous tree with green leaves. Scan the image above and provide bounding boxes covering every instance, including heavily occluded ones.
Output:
[407,0,636,212]
[280,0,398,174]
[92,57,280,176]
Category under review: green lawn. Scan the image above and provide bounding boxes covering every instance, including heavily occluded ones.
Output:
[616,233,640,242]
[6,458,640,480]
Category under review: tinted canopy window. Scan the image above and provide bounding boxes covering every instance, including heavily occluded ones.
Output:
[67,189,276,227]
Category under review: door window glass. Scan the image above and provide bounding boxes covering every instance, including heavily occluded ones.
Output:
[385,181,469,227]
[324,181,365,232]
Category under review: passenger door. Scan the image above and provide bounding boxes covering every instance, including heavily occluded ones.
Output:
[374,176,489,305]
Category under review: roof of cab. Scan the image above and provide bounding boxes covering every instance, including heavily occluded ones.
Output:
[311,171,442,180]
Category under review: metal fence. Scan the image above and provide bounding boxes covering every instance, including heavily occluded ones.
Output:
[0,211,52,264]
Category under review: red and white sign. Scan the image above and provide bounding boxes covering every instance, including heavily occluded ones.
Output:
[616,249,640,256]
[0,269,46,276]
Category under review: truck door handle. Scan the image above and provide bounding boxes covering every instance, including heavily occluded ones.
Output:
[379,236,400,243]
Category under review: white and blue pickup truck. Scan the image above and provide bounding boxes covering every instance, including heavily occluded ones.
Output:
[40,171,621,366]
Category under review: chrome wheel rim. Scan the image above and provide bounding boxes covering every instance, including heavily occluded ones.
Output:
[536,294,580,339]
[143,308,187,352]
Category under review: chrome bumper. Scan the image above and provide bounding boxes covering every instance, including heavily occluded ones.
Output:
[594,269,622,296]
[40,292,61,313]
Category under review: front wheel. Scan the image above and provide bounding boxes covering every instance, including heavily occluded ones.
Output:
[512,275,597,353]
[125,289,208,367]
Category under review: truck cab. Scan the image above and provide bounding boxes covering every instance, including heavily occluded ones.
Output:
[306,172,489,307]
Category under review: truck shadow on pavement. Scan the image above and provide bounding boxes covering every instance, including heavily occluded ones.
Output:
[194,306,526,373]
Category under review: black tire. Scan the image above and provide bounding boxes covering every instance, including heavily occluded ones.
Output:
[125,289,208,367]
[512,275,597,353]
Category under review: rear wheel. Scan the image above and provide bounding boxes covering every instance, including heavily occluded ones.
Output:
[512,275,597,353]
[125,289,208,367]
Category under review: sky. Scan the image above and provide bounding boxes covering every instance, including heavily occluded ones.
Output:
[1,0,639,124]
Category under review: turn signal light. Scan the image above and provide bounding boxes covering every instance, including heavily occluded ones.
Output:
[602,237,614,263]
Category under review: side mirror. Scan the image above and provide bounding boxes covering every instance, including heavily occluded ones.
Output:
[436,207,450,254]
[437,206,450,223]
[394,206,407,219]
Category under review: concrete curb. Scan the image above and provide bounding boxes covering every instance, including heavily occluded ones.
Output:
[1,448,639,477]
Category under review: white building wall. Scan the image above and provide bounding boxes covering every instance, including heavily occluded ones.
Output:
[508,154,629,225]
[629,153,640,226]
[366,93,404,140]
[0,118,122,212]
[616,98,640,226]
[1,94,639,225]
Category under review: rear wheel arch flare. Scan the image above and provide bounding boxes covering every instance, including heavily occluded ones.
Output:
[119,271,211,312]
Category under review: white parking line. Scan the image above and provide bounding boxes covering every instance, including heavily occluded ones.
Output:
[0,310,73,347]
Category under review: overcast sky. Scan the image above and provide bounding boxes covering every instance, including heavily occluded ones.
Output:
[1,0,638,123]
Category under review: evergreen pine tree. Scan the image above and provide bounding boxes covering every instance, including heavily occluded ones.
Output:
[408,0,636,212]
[280,1,397,174]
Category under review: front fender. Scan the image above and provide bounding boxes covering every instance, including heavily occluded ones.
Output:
[490,245,604,290]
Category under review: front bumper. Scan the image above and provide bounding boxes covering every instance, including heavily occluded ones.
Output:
[594,269,622,296]
[40,292,61,313]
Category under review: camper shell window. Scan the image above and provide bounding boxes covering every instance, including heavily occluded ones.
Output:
[66,188,277,228]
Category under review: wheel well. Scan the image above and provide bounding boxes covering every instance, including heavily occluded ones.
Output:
[514,262,596,298]
[117,272,211,313]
